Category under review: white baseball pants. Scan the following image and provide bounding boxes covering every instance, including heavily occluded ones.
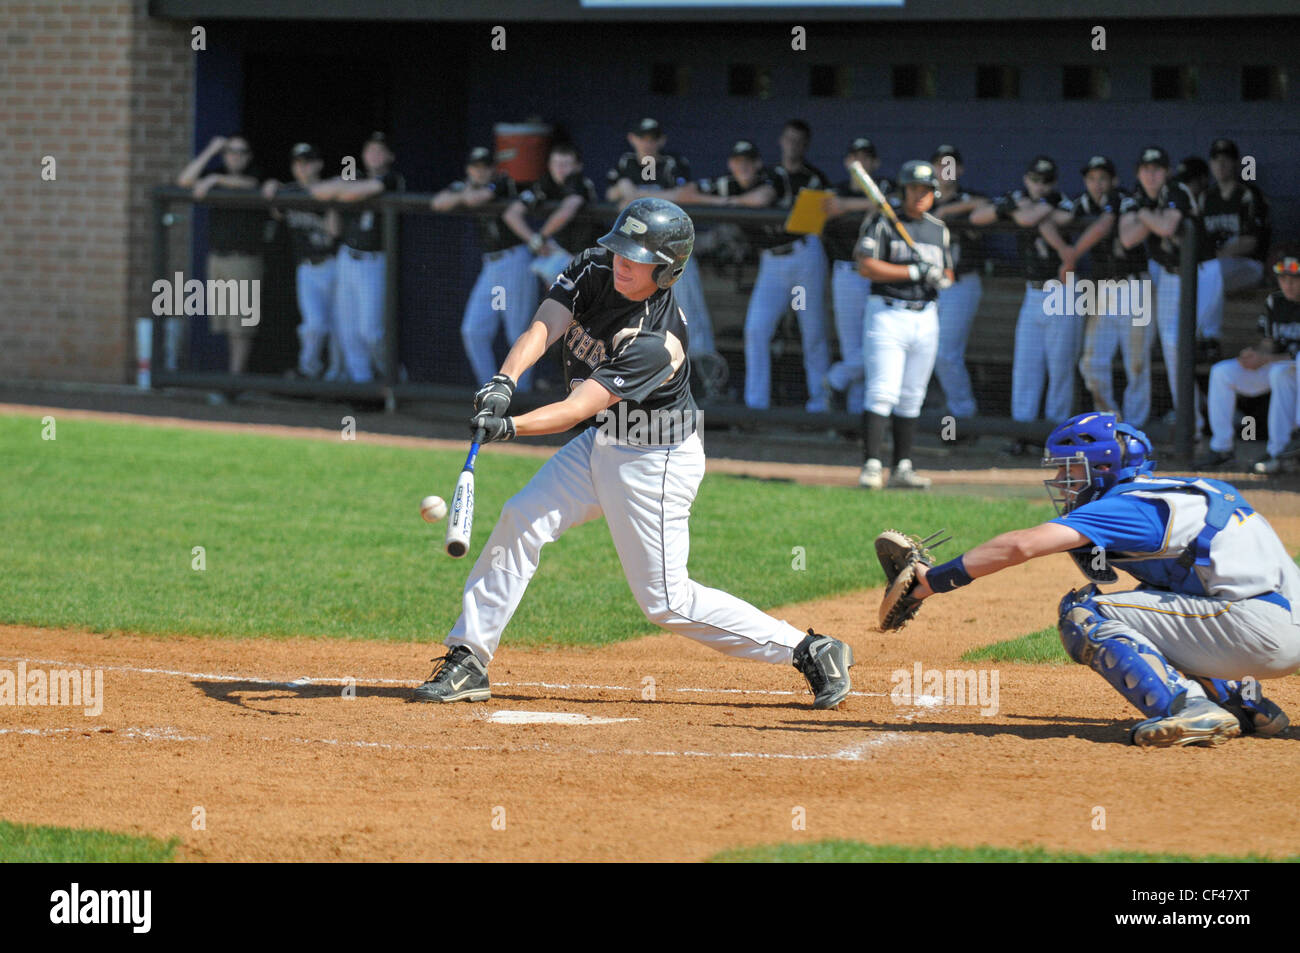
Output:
[828,259,871,414]
[1206,357,1299,457]
[743,236,831,411]
[334,248,387,382]
[446,428,808,665]
[295,257,338,378]
[863,296,939,418]
[934,273,983,419]
[461,245,539,391]
[1011,285,1084,422]
[1076,276,1154,427]
[672,257,717,356]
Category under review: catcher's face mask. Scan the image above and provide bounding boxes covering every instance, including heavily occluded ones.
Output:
[1043,456,1093,515]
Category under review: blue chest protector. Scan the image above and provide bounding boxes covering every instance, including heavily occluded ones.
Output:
[1082,477,1250,595]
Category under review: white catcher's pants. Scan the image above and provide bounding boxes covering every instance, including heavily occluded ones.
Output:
[447,428,808,665]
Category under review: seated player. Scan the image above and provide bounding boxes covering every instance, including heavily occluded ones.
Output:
[906,412,1298,747]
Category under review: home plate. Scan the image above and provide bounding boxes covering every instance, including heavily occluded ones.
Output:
[486,710,638,726]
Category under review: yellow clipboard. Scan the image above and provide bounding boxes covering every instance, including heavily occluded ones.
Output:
[783,188,834,235]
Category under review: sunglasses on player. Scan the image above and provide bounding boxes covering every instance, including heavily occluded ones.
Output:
[1273,257,1300,276]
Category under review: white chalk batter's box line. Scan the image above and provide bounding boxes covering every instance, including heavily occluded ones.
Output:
[0,655,910,702]
[0,723,908,762]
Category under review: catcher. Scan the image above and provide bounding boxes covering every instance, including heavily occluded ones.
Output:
[876,411,1300,747]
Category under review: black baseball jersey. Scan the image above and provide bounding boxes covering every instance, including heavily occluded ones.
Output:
[995,189,1075,282]
[932,187,987,277]
[341,170,405,252]
[1203,182,1268,256]
[1258,292,1300,357]
[772,162,831,205]
[544,246,698,444]
[446,174,523,253]
[606,151,692,190]
[855,209,953,303]
[1075,188,1146,279]
[822,179,883,263]
[1129,181,1209,271]
[276,184,338,264]
[697,169,790,250]
[207,188,265,256]
[518,171,599,252]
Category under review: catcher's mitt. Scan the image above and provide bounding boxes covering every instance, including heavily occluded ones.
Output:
[875,529,949,631]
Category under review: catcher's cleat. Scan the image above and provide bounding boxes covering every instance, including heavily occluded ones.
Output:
[858,458,884,490]
[1192,677,1290,737]
[887,459,931,490]
[411,645,491,703]
[1130,697,1242,748]
[792,629,854,710]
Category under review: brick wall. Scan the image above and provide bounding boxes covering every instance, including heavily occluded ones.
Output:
[1,0,192,383]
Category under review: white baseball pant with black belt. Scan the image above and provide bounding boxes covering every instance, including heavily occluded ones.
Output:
[461,244,539,391]
[864,295,939,418]
[1011,283,1084,422]
[743,235,831,411]
[446,427,807,665]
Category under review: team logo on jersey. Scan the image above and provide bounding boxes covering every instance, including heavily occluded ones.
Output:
[619,216,648,236]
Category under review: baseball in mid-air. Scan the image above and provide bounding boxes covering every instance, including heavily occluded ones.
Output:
[420,495,448,523]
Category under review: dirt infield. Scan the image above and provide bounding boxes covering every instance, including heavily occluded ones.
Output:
[3,407,1298,861]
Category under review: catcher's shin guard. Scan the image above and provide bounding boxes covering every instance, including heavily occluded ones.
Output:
[1057,587,1186,719]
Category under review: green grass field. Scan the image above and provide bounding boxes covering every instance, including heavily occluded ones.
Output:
[0,819,178,862]
[962,626,1071,664]
[0,413,1052,645]
[711,840,1300,863]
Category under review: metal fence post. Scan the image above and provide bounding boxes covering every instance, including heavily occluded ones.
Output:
[383,201,400,411]
[1175,216,1199,463]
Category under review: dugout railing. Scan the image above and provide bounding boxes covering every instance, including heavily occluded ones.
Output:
[148,186,1209,461]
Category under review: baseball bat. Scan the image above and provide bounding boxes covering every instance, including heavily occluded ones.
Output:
[849,159,918,252]
[444,428,485,559]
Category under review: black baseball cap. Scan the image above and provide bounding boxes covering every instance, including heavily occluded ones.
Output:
[1175,156,1210,182]
[846,137,877,157]
[1137,146,1170,168]
[730,140,760,159]
[1025,155,1057,180]
[1080,155,1116,177]
[631,117,663,137]
[932,143,962,164]
[1209,137,1240,158]
[365,131,390,147]
[290,142,320,161]
[466,146,493,166]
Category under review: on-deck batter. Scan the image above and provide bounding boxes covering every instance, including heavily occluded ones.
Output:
[411,198,855,710]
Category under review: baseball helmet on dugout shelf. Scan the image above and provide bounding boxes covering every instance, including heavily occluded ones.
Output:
[1042,412,1149,514]
[598,197,695,289]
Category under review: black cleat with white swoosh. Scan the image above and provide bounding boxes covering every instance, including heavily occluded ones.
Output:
[411,645,491,703]
[792,629,854,710]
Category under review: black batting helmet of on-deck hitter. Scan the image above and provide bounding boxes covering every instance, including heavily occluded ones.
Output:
[896,159,941,197]
[598,197,695,289]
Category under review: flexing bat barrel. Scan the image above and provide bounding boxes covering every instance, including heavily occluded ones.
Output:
[445,429,485,559]
[848,159,917,251]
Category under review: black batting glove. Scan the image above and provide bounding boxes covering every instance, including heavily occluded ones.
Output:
[470,410,515,443]
[473,373,516,417]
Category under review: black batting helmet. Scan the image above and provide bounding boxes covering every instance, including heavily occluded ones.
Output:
[896,159,940,196]
[598,197,695,289]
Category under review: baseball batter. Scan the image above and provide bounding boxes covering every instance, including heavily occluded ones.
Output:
[822,137,887,415]
[433,147,538,391]
[854,159,954,491]
[929,144,990,425]
[904,411,1298,747]
[411,198,855,710]
[1200,245,1300,473]
[971,156,1078,447]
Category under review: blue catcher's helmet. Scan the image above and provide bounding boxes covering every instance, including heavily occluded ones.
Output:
[1043,412,1151,514]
